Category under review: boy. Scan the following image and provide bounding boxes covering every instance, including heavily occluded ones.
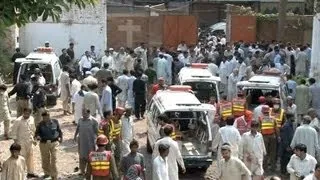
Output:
[1,143,27,180]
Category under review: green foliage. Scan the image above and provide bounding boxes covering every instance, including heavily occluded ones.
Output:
[0,0,97,27]
[0,34,13,83]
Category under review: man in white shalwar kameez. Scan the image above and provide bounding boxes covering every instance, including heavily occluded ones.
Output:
[227,69,241,101]
[239,121,266,180]
[114,47,127,76]
[219,144,252,180]
[156,54,170,83]
[10,108,37,178]
[290,115,319,157]
[163,53,173,85]
[152,126,186,180]
[134,43,148,71]
[218,116,242,157]
[121,106,134,156]
[116,70,130,107]
[219,60,228,96]
[1,143,27,180]
[127,71,136,110]
[238,58,247,80]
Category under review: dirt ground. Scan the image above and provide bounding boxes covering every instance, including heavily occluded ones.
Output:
[0,95,285,180]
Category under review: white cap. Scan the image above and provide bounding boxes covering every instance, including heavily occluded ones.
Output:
[109,48,114,51]
[45,41,50,44]
[85,71,92,75]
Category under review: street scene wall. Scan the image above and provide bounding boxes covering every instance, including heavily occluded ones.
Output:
[19,1,107,59]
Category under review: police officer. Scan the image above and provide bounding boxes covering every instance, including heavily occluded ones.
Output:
[88,134,119,180]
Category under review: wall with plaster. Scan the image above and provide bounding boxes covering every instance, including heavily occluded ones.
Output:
[19,1,107,59]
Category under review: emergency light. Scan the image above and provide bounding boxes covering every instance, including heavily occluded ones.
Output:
[262,70,282,76]
[168,85,192,92]
[36,47,54,53]
[191,63,208,69]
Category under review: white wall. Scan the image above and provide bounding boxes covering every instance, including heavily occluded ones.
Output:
[310,13,320,80]
[19,0,107,59]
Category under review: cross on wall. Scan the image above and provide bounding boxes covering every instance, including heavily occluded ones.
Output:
[118,19,141,48]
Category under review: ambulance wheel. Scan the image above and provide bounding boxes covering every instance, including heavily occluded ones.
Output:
[147,137,152,153]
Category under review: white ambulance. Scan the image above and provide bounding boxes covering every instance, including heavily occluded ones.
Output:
[178,63,221,103]
[15,47,62,106]
[236,71,288,110]
[147,85,215,170]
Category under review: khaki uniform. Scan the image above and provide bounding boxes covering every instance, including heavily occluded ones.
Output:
[39,141,59,179]
[10,116,36,174]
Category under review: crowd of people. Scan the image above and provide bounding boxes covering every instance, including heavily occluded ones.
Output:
[0,36,319,180]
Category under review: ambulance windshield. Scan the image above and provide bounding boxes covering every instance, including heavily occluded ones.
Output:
[183,81,217,103]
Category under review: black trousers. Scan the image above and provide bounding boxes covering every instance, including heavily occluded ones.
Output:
[134,95,146,119]
[82,68,90,79]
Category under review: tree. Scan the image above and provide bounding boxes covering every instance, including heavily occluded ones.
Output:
[0,0,97,27]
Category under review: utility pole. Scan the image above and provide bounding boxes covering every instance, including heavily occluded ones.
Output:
[277,0,288,41]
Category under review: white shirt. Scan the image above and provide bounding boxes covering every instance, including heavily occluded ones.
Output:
[153,156,169,180]
[71,79,81,96]
[291,124,319,157]
[101,55,114,69]
[239,131,266,162]
[253,105,264,121]
[31,74,46,86]
[219,125,241,157]
[287,104,298,122]
[177,44,188,52]
[208,63,219,76]
[79,56,94,69]
[287,154,317,178]
[121,116,134,142]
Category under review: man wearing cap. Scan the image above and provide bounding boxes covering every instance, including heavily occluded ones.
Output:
[227,69,241,101]
[134,43,148,71]
[239,121,266,180]
[125,50,135,73]
[270,98,285,129]
[254,96,266,121]
[35,111,63,180]
[45,41,50,47]
[153,126,185,180]
[152,143,170,180]
[259,105,278,171]
[218,144,251,180]
[88,134,119,180]
[83,83,102,118]
[31,83,46,125]
[83,71,98,87]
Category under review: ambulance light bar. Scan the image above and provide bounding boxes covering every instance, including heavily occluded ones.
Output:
[36,47,54,53]
[191,63,208,69]
[168,85,192,92]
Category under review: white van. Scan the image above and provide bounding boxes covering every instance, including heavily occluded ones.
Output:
[16,47,62,106]
[178,63,221,103]
[147,85,215,170]
[236,72,288,110]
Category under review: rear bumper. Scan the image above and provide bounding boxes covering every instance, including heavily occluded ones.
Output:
[183,156,213,168]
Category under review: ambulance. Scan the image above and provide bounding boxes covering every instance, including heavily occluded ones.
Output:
[147,85,215,170]
[178,63,220,103]
[236,71,288,110]
[15,47,62,106]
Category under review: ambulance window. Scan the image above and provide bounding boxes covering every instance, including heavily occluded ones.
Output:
[152,108,160,124]
[54,62,61,80]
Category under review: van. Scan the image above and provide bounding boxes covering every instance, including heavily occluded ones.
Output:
[236,72,288,110]
[178,63,220,103]
[147,85,215,170]
[16,47,62,106]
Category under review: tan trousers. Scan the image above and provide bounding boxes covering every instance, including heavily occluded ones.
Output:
[16,99,29,117]
[39,141,59,178]
[20,143,35,174]
[33,107,45,125]
[1,115,10,135]
[62,99,70,112]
